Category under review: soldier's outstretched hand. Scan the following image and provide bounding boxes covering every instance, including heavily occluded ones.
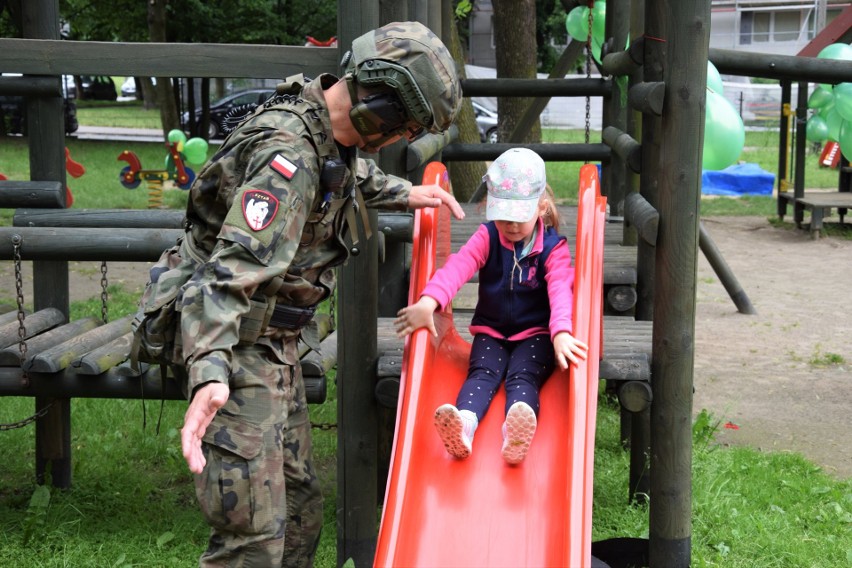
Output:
[408,184,465,220]
[181,382,230,474]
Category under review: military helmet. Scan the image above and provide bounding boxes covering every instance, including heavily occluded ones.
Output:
[343,21,462,135]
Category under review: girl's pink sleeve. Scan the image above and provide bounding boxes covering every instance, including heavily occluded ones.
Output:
[420,224,490,309]
[545,239,575,337]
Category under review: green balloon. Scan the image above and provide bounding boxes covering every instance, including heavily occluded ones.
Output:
[702,90,745,171]
[833,82,852,122]
[816,43,852,91]
[183,137,209,164]
[825,107,843,142]
[707,61,724,94]
[167,129,187,146]
[807,86,834,109]
[806,115,829,143]
[839,120,852,162]
[592,1,606,40]
[565,6,589,42]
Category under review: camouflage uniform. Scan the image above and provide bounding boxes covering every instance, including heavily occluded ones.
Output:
[139,21,461,568]
[178,73,411,568]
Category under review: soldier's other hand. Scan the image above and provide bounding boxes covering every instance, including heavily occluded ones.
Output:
[181,382,230,474]
[408,184,465,220]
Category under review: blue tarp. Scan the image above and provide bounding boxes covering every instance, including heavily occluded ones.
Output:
[701,163,775,196]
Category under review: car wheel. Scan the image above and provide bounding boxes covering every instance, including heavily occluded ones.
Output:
[487,128,498,144]
[208,120,220,140]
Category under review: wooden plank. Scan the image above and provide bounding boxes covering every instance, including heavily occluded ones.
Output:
[0,307,28,326]
[0,307,65,349]
[0,38,337,79]
[73,332,133,375]
[13,208,186,229]
[796,191,852,208]
[0,227,181,261]
[28,315,131,373]
[0,181,64,208]
[0,317,100,366]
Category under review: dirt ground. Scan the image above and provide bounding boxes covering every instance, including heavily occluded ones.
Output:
[2,214,849,479]
[694,215,851,479]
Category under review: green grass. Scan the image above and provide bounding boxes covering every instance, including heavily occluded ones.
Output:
[75,102,164,130]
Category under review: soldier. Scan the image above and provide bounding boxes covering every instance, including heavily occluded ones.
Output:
[171,21,462,568]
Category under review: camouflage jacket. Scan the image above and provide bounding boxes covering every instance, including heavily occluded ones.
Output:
[178,73,412,393]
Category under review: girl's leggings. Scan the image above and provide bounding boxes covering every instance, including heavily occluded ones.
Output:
[455,333,555,422]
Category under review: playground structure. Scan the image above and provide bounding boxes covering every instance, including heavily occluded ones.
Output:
[3,0,852,566]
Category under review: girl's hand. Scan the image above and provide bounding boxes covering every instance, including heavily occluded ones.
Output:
[394,296,440,338]
[553,331,589,370]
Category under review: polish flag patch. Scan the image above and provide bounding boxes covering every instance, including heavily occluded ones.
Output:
[242,189,279,231]
[270,154,298,180]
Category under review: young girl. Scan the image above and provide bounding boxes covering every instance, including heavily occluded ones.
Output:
[395,147,588,464]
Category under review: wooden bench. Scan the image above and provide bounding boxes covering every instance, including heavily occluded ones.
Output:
[779,189,852,239]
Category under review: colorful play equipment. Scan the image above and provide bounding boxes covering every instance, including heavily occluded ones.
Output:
[118,129,207,208]
[374,163,607,567]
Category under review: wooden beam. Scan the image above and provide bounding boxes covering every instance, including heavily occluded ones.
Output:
[0,38,337,79]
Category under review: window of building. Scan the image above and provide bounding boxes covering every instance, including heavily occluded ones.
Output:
[741,9,806,45]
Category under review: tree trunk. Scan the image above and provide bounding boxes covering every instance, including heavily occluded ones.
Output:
[448,14,488,203]
[147,0,180,135]
[492,0,541,144]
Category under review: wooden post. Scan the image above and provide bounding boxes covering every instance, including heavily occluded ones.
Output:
[22,0,72,489]
[647,1,709,565]
[601,0,632,217]
[637,0,660,323]
[337,4,380,567]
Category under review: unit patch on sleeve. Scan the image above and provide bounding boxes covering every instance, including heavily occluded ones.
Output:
[242,189,279,231]
[270,154,298,180]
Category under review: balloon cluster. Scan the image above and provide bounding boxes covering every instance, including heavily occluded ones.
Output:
[565,1,606,63]
[703,62,746,171]
[167,129,209,167]
[804,43,852,160]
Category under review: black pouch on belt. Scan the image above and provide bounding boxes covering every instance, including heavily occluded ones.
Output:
[269,304,316,329]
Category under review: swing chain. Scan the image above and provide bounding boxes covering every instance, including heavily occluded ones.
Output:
[12,235,29,385]
[0,401,55,431]
[100,260,109,324]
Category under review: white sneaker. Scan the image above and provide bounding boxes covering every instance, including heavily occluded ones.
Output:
[434,404,472,459]
[501,402,537,464]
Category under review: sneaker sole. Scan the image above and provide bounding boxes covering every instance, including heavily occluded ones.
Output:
[434,405,471,459]
[502,403,537,465]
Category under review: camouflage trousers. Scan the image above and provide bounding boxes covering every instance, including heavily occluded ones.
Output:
[194,339,323,568]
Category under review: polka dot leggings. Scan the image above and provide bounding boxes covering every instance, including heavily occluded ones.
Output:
[455,333,555,422]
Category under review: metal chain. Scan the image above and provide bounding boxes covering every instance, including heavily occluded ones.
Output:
[100,260,109,323]
[311,421,337,431]
[0,401,54,431]
[12,235,29,384]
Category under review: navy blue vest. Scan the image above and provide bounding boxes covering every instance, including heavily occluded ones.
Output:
[471,222,566,337]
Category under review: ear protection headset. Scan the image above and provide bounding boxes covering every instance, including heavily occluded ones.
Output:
[340,43,433,146]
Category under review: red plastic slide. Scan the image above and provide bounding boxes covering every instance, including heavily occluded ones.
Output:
[375,163,606,567]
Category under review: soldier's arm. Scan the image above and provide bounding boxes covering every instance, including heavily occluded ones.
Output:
[355,157,464,219]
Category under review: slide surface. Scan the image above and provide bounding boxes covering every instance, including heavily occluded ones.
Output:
[375,163,605,568]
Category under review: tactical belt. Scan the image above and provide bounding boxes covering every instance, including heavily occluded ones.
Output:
[269,304,316,330]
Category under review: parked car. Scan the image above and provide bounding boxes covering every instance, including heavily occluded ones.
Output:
[473,101,498,143]
[78,75,117,101]
[120,77,136,97]
[183,88,275,139]
[0,94,78,135]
